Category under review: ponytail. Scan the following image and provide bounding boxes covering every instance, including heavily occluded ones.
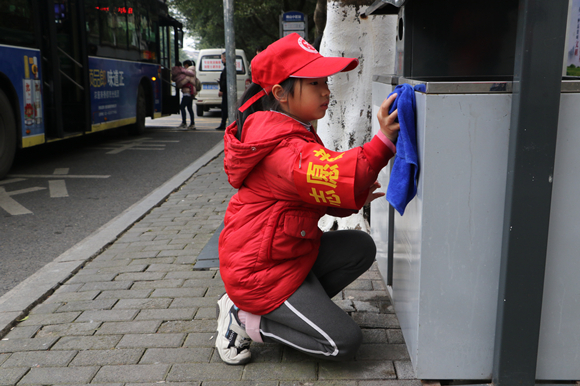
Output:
[235,78,298,141]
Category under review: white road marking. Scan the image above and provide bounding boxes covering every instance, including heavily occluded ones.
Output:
[0,186,46,216]
[8,174,109,179]
[49,180,68,198]
[53,168,70,175]
[0,178,26,185]
[89,138,179,154]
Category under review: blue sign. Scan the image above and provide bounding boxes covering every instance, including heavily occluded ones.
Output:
[0,45,45,145]
[282,11,305,22]
[88,57,160,127]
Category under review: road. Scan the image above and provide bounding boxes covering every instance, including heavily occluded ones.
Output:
[0,111,224,297]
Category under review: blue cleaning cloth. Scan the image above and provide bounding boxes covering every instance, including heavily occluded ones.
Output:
[386,83,424,215]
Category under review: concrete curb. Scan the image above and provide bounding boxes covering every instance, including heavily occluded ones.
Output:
[0,140,225,337]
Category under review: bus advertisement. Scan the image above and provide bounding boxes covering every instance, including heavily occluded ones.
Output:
[0,0,182,179]
[0,46,46,148]
[88,57,162,131]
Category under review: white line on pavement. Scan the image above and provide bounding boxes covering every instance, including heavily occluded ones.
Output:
[49,180,68,198]
[7,174,110,179]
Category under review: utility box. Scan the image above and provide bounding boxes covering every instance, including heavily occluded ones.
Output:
[371,76,580,380]
[366,0,580,381]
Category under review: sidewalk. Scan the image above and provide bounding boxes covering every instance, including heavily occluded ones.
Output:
[0,145,417,385]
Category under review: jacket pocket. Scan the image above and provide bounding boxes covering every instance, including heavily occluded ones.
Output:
[270,210,322,260]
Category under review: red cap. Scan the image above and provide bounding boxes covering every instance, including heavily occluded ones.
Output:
[239,33,358,112]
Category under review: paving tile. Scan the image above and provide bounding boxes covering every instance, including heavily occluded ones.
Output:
[96,289,153,300]
[80,281,133,292]
[352,312,400,329]
[241,362,317,381]
[146,264,193,272]
[130,279,185,290]
[162,320,215,334]
[395,360,416,379]
[135,308,196,321]
[70,348,144,366]
[164,271,215,280]
[126,383,200,386]
[247,343,283,363]
[361,328,389,344]
[356,344,410,361]
[150,288,206,298]
[51,335,122,350]
[95,320,161,335]
[0,354,9,366]
[2,326,39,340]
[115,272,166,281]
[0,368,28,385]
[76,309,138,322]
[169,297,217,309]
[182,279,222,288]
[44,290,101,304]
[68,273,117,283]
[139,348,212,364]
[127,257,176,265]
[202,382,276,386]
[193,307,215,320]
[387,329,405,344]
[359,381,422,386]
[181,333,215,348]
[56,299,118,313]
[18,366,99,385]
[167,363,242,382]
[116,333,185,348]
[36,322,101,338]
[280,382,355,386]
[96,264,148,274]
[85,259,132,269]
[1,350,77,368]
[318,360,396,380]
[113,298,172,310]
[93,364,170,383]
[52,283,84,294]
[29,302,62,314]
[0,337,58,352]
[17,311,81,327]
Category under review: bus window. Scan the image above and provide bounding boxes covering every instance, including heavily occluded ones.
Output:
[0,0,36,48]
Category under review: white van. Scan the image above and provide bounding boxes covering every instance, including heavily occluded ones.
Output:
[195,49,251,116]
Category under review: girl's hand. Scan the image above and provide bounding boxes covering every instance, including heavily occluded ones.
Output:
[377,93,400,143]
[365,181,385,206]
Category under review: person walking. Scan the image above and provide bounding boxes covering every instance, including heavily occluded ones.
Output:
[215,33,400,365]
[171,60,196,130]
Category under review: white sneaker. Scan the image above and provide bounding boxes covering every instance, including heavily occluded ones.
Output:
[177,122,187,129]
[188,124,196,130]
[215,293,252,365]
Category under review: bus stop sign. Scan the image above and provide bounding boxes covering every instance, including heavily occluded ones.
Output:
[280,11,308,39]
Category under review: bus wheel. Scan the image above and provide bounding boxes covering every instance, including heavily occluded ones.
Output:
[129,86,146,135]
[0,89,17,180]
[196,104,204,117]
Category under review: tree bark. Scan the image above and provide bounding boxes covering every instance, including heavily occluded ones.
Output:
[317,2,397,232]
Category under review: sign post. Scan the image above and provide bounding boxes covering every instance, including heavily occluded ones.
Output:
[279,11,308,39]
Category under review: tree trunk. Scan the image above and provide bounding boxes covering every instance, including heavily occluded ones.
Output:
[317,2,397,232]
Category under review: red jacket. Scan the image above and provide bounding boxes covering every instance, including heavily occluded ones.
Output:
[219,111,394,314]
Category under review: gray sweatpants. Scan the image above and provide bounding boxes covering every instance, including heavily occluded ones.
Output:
[259,230,376,361]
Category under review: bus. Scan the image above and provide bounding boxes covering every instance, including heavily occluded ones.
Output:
[0,0,183,179]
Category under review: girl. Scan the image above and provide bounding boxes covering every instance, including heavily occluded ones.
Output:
[216,33,400,365]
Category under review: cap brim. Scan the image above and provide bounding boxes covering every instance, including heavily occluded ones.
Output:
[290,56,359,79]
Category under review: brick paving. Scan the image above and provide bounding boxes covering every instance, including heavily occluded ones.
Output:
[0,150,417,385]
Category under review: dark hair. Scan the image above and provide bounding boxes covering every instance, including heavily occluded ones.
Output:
[235,78,298,141]
[176,61,182,67]
[183,60,193,67]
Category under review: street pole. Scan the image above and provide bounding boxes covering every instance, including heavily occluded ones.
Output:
[223,0,237,126]
[492,0,568,384]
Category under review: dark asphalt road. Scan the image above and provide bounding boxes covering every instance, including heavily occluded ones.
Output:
[0,113,224,297]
